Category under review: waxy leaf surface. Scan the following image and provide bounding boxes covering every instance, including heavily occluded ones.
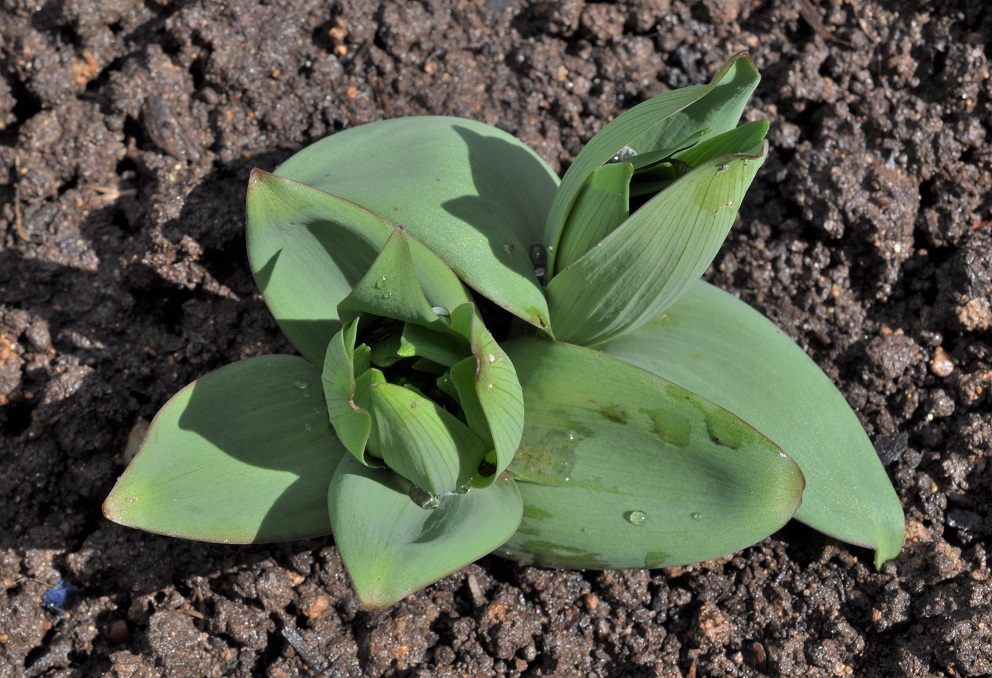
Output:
[599,281,905,567]
[103,356,340,542]
[272,116,558,332]
[498,339,804,569]
[329,456,523,609]
[545,53,761,274]
[247,170,394,365]
[546,141,767,346]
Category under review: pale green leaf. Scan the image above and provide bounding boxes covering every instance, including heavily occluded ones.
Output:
[545,53,761,273]
[272,116,558,332]
[321,319,374,461]
[497,338,804,569]
[599,280,905,567]
[554,161,633,273]
[337,229,472,328]
[103,356,340,543]
[328,456,523,609]
[246,170,395,365]
[448,304,525,482]
[367,382,488,495]
[546,141,768,346]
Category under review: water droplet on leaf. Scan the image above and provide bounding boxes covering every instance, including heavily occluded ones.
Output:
[503,242,515,254]
[409,485,441,509]
[529,243,547,267]
[690,512,703,520]
[626,510,647,526]
[382,291,393,299]
[375,276,387,289]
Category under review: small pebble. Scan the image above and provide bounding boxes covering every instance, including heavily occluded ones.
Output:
[302,594,330,619]
[109,619,130,643]
[41,580,80,613]
[930,346,954,377]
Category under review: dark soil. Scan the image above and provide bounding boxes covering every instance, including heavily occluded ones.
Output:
[2,0,991,675]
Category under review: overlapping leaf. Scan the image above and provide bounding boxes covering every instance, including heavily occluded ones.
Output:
[329,455,523,609]
[271,116,559,332]
[498,338,805,569]
[545,52,761,275]
[546,138,768,346]
[599,281,905,567]
[103,356,340,542]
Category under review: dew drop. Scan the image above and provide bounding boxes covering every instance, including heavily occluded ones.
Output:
[566,430,578,442]
[375,275,387,289]
[626,510,648,526]
[409,485,441,509]
[529,243,547,267]
[503,242,516,254]
[690,512,703,520]
[304,422,312,431]
[608,146,638,163]
[432,306,450,322]
[294,380,309,390]
[487,353,496,364]
[382,291,393,299]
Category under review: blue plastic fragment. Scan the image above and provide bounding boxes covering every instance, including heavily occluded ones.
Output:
[41,580,80,613]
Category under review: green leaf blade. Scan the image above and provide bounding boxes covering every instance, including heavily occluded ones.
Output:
[368,382,488,495]
[546,141,768,346]
[329,456,523,609]
[599,281,905,566]
[246,170,395,365]
[544,53,761,273]
[273,116,558,332]
[498,338,804,569]
[103,356,341,543]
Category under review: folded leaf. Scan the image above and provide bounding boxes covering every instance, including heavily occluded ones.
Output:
[447,304,525,483]
[599,280,905,567]
[246,170,395,365]
[545,53,761,274]
[498,338,804,569]
[336,229,473,328]
[272,116,558,332]
[103,356,340,542]
[328,455,523,609]
[368,381,488,496]
[546,140,768,346]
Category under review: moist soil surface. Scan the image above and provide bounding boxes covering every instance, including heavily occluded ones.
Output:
[2,0,991,675]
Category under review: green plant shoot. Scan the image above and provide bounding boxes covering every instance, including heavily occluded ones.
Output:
[104,53,904,609]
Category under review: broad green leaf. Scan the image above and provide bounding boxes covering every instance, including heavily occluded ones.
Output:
[553,162,633,274]
[103,356,340,542]
[546,141,768,347]
[599,280,905,567]
[367,382,488,495]
[448,304,525,483]
[545,53,760,274]
[272,116,558,333]
[246,170,395,365]
[328,455,523,609]
[498,338,804,569]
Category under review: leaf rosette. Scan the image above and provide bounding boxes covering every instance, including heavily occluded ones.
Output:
[104,53,904,610]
